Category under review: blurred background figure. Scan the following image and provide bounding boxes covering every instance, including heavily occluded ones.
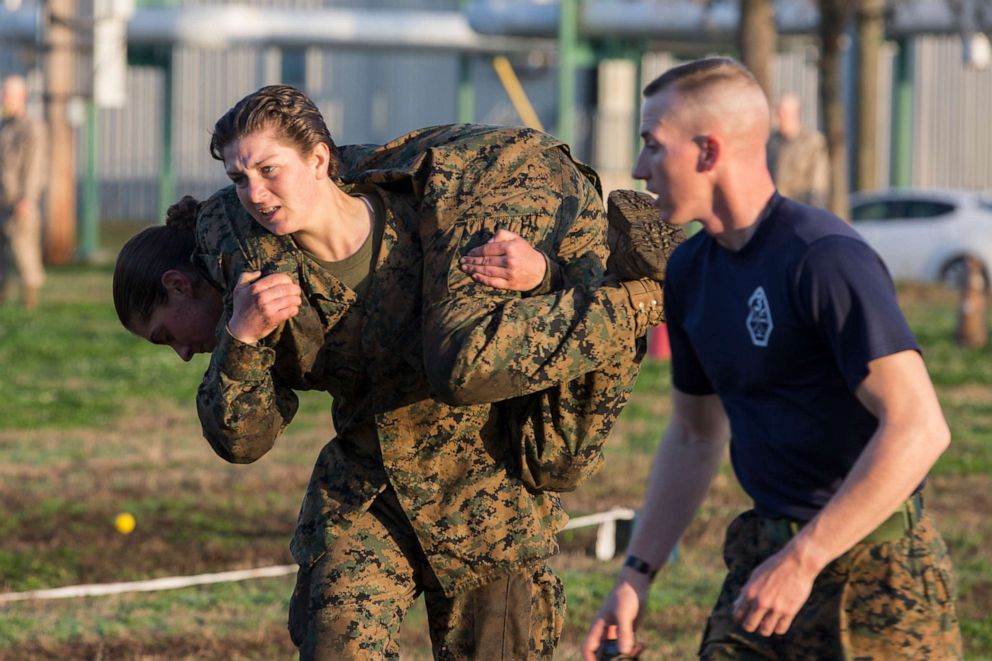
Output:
[767,91,829,208]
[0,74,46,309]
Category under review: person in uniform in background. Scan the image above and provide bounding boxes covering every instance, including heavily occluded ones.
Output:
[114,85,681,659]
[583,57,961,661]
[0,74,46,310]
[766,91,829,208]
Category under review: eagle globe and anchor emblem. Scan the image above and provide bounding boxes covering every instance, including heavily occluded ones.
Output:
[746,286,773,347]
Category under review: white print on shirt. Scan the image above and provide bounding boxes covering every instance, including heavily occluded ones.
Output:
[746,286,773,347]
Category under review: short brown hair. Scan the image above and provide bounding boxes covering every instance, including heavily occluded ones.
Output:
[643,57,758,100]
[209,85,340,179]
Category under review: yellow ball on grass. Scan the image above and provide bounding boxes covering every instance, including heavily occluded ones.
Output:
[114,512,136,535]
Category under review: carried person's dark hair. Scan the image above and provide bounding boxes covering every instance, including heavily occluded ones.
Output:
[209,84,341,179]
[113,195,203,329]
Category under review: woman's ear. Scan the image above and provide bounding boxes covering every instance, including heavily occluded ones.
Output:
[311,142,332,180]
[161,269,194,298]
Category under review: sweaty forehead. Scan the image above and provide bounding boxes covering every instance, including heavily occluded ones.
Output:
[222,127,289,168]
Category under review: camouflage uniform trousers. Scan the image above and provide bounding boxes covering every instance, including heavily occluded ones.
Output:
[699,509,962,660]
[0,203,45,294]
[289,486,565,660]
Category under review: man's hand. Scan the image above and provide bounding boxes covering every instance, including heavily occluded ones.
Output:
[732,544,820,636]
[227,271,302,345]
[458,229,547,291]
[582,572,649,660]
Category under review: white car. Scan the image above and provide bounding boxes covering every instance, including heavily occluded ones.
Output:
[850,188,992,290]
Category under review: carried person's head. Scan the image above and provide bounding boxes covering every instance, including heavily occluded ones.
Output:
[210,85,341,236]
[633,57,770,225]
[113,196,223,362]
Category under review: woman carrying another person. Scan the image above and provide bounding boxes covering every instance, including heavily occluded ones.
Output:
[114,85,681,659]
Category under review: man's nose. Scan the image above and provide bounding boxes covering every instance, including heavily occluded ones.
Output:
[632,152,649,180]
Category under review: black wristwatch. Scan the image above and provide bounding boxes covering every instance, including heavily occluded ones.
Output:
[623,555,658,580]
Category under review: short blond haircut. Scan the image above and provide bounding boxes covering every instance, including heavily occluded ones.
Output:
[643,57,770,146]
[643,57,758,99]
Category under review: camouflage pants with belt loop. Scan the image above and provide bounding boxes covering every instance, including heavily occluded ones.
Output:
[699,509,962,660]
[289,487,564,660]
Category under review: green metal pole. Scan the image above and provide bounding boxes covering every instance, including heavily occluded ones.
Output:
[457,55,475,124]
[557,0,578,145]
[80,99,99,260]
[631,47,644,183]
[158,49,175,223]
[456,0,474,124]
[890,38,913,188]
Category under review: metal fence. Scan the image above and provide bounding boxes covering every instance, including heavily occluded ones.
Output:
[1,1,990,222]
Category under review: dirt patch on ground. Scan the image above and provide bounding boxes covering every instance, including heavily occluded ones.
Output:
[0,400,321,592]
[0,629,298,661]
[1,503,296,588]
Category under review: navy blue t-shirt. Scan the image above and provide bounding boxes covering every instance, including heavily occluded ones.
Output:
[664,194,919,521]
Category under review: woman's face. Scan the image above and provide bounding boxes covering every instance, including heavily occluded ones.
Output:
[222,127,329,237]
[130,271,224,362]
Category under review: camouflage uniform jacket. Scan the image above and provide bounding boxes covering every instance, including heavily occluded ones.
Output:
[767,127,829,208]
[0,115,46,207]
[194,124,644,596]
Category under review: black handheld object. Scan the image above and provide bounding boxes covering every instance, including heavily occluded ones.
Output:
[596,638,640,660]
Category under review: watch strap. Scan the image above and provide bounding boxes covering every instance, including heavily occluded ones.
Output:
[623,555,658,579]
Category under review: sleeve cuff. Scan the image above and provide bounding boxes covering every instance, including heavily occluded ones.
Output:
[216,327,277,382]
[603,282,645,337]
[525,252,564,297]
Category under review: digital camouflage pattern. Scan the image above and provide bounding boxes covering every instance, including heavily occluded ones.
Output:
[289,487,563,659]
[699,509,962,660]
[193,124,654,600]
[766,127,830,208]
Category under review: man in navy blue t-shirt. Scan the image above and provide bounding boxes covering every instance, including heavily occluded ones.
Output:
[584,57,961,660]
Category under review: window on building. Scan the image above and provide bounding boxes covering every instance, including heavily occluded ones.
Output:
[282,48,307,89]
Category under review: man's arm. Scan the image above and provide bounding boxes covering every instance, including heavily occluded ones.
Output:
[582,389,730,660]
[732,349,950,637]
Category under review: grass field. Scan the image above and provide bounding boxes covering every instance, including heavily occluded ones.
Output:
[1,260,990,660]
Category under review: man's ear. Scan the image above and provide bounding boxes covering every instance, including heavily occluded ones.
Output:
[695,135,720,172]
[161,269,194,298]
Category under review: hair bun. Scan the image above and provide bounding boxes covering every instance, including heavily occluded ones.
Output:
[165,195,201,231]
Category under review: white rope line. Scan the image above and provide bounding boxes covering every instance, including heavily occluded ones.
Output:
[563,507,636,530]
[0,508,638,603]
[0,564,297,603]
